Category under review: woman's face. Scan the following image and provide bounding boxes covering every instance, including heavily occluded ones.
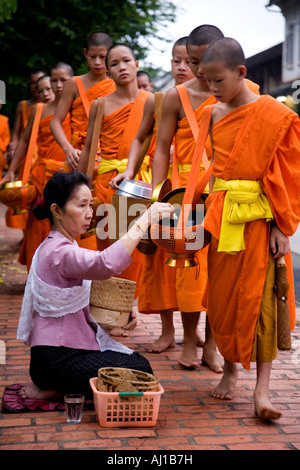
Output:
[54,184,93,240]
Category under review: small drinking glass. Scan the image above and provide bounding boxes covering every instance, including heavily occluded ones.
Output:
[64,394,84,423]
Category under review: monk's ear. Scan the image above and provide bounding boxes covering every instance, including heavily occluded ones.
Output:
[50,203,63,221]
[236,65,247,79]
[83,48,88,59]
[135,60,139,71]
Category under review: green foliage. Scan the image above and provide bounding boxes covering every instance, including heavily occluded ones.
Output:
[1,0,176,124]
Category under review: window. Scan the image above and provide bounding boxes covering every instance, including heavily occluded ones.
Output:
[286,22,294,69]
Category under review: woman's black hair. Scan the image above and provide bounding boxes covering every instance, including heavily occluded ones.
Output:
[33,171,91,223]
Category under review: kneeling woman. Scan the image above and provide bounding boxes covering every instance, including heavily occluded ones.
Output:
[17,171,174,400]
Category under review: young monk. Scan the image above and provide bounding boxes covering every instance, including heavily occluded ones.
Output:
[50,31,115,249]
[137,71,154,92]
[5,70,46,164]
[108,37,197,349]
[4,70,46,233]
[110,36,194,188]
[0,66,73,270]
[77,42,151,251]
[200,37,300,420]
[50,31,114,170]
[75,43,152,335]
[131,26,224,371]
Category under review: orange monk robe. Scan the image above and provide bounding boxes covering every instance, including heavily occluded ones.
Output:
[70,78,116,250]
[0,115,10,179]
[5,101,34,230]
[94,90,150,287]
[138,81,260,314]
[204,95,300,370]
[18,114,71,270]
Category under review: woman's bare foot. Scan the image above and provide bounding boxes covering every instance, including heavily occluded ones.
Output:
[253,389,282,420]
[109,326,129,337]
[202,345,224,373]
[211,360,238,400]
[19,382,62,401]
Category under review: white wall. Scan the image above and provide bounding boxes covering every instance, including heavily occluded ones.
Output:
[290,226,300,255]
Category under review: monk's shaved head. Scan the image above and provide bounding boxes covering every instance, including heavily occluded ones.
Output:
[86,31,112,50]
[201,37,246,70]
[51,62,74,77]
[172,36,188,53]
[187,24,224,48]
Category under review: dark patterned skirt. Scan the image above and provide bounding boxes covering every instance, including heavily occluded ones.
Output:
[30,346,153,399]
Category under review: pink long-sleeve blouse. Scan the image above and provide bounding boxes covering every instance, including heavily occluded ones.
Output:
[28,230,132,350]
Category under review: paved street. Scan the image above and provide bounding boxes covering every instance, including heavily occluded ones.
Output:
[0,203,300,451]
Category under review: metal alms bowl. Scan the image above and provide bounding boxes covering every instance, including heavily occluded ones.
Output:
[115,179,152,200]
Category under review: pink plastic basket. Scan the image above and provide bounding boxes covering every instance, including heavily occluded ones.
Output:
[89,377,164,427]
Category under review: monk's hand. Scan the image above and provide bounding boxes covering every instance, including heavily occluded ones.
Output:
[5,142,17,165]
[270,225,290,259]
[0,170,15,187]
[109,170,133,189]
[65,147,81,171]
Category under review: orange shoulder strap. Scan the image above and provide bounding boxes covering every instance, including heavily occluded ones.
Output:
[75,76,91,118]
[21,103,44,185]
[176,84,209,171]
[176,84,199,141]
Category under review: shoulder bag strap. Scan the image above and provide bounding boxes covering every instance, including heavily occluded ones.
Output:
[86,97,105,179]
[178,105,213,228]
[132,92,164,177]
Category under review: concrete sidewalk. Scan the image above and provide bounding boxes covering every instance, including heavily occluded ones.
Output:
[1,204,300,451]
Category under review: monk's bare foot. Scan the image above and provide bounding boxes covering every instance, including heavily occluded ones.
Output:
[211,361,238,400]
[202,346,224,373]
[196,330,205,347]
[253,389,282,420]
[20,382,62,401]
[146,333,175,353]
[178,341,199,369]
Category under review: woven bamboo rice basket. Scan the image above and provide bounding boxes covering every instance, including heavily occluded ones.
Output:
[97,367,159,394]
[90,277,136,327]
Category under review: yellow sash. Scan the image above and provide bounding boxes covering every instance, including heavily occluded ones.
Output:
[168,162,209,192]
[213,178,273,254]
[98,155,151,183]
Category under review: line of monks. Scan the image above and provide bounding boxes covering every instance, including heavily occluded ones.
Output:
[1,24,300,421]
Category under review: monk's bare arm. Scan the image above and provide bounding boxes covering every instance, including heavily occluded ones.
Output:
[50,78,80,167]
[0,108,35,185]
[151,88,179,189]
[110,94,155,188]
[5,101,23,163]
[77,99,99,173]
